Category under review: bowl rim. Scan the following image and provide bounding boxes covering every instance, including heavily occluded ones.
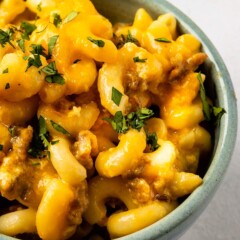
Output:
[112,0,238,239]
[0,0,238,240]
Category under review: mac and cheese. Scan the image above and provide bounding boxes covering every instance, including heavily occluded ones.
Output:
[0,0,220,239]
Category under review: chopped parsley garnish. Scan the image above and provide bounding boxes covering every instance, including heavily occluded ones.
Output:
[104,108,154,134]
[50,120,72,137]
[8,126,17,137]
[154,37,172,43]
[114,30,140,49]
[2,68,8,74]
[41,61,65,84]
[27,116,61,159]
[25,54,42,71]
[104,111,128,134]
[197,72,226,124]
[87,36,105,48]
[197,72,212,121]
[0,144,3,151]
[8,28,15,36]
[63,11,79,24]
[39,115,50,148]
[30,44,47,57]
[37,2,42,11]
[213,106,226,125]
[5,83,10,90]
[20,22,37,40]
[0,29,15,48]
[111,87,123,106]
[126,30,139,44]
[28,116,50,158]
[45,74,64,84]
[146,131,160,151]
[127,108,154,130]
[41,61,57,75]
[17,38,25,52]
[53,13,62,27]
[133,56,147,63]
[48,35,58,56]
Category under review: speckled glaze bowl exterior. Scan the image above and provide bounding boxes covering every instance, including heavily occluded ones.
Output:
[0,1,237,240]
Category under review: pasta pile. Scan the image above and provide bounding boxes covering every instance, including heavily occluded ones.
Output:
[0,0,214,239]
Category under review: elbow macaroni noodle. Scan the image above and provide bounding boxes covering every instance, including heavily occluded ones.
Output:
[0,0,213,239]
[107,201,177,238]
[95,129,146,177]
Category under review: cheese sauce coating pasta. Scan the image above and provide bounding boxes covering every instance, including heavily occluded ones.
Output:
[0,0,215,239]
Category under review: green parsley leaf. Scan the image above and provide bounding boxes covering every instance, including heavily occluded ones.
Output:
[154,37,172,43]
[25,54,42,71]
[8,126,17,137]
[20,21,37,40]
[41,61,65,84]
[104,108,154,134]
[127,108,154,130]
[104,111,128,134]
[5,83,10,89]
[2,68,8,74]
[17,38,25,52]
[135,108,154,120]
[39,115,47,136]
[0,144,3,151]
[213,106,225,117]
[45,74,65,84]
[39,115,50,148]
[114,30,140,49]
[53,13,62,27]
[133,56,147,63]
[50,120,72,137]
[7,28,15,37]
[87,36,105,48]
[41,62,64,84]
[30,44,47,57]
[112,87,123,106]
[126,30,139,44]
[0,29,15,48]
[197,72,226,124]
[213,106,226,125]
[197,72,211,121]
[146,131,160,151]
[40,135,50,149]
[41,61,57,75]
[27,116,51,159]
[37,2,42,11]
[63,11,79,24]
[48,35,58,56]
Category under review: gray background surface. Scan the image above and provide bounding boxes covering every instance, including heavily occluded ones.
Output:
[169,1,240,240]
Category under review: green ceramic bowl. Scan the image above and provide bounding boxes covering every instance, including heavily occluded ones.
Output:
[0,0,237,240]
